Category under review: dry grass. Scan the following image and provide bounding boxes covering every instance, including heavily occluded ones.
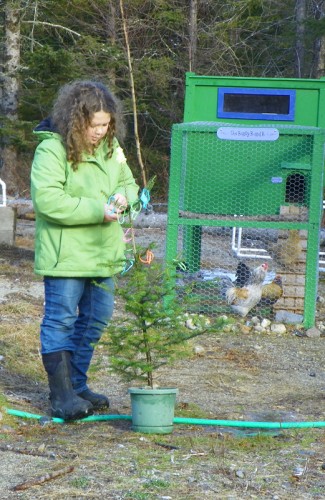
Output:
[0,300,42,317]
[0,322,42,379]
[0,260,35,279]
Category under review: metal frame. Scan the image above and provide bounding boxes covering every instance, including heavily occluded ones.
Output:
[318,201,325,272]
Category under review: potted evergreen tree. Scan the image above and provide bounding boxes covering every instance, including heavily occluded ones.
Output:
[103,249,217,434]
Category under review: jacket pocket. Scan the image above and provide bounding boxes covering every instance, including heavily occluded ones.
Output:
[36,222,63,271]
[55,225,103,272]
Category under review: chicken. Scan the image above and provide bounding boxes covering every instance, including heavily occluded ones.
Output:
[234,261,252,287]
[218,261,253,298]
[271,230,302,270]
[258,275,283,307]
[226,262,268,317]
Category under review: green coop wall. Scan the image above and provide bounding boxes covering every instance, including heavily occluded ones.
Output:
[178,125,313,216]
[183,73,325,127]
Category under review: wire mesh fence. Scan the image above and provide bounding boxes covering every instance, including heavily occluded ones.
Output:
[166,122,325,326]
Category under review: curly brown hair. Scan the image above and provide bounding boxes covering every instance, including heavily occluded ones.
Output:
[51,80,124,170]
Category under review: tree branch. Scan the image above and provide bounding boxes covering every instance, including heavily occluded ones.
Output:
[23,20,81,37]
[12,466,75,491]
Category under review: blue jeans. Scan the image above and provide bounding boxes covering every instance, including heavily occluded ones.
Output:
[41,277,114,393]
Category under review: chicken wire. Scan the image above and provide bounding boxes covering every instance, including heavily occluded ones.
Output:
[166,122,325,327]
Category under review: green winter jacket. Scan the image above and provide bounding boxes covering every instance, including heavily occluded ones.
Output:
[31,126,139,277]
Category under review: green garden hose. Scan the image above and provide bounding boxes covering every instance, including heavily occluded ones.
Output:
[6,408,325,429]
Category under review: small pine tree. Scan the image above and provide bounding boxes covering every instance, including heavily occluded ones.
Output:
[103,250,220,388]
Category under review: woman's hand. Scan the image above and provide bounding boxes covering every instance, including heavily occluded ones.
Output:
[103,193,128,222]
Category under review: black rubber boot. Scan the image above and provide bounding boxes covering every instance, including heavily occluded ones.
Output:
[77,389,110,410]
[42,351,93,420]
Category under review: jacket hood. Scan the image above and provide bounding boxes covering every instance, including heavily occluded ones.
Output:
[34,116,58,133]
[33,117,60,141]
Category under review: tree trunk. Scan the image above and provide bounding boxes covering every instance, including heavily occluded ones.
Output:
[310,0,325,78]
[295,0,306,77]
[119,0,147,187]
[107,2,117,86]
[189,0,198,72]
[1,1,21,195]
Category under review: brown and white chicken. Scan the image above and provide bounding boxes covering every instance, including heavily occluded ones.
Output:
[259,275,283,307]
[226,262,268,317]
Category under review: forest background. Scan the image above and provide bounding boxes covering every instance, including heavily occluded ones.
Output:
[1,0,325,199]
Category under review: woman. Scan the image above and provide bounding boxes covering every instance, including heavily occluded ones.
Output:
[31,81,139,420]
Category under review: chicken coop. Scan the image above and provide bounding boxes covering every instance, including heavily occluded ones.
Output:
[166,74,325,328]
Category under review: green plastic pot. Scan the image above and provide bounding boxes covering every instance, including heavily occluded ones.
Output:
[128,387,179,434]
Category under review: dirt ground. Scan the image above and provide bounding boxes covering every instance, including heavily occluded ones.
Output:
[1,216,325,499]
